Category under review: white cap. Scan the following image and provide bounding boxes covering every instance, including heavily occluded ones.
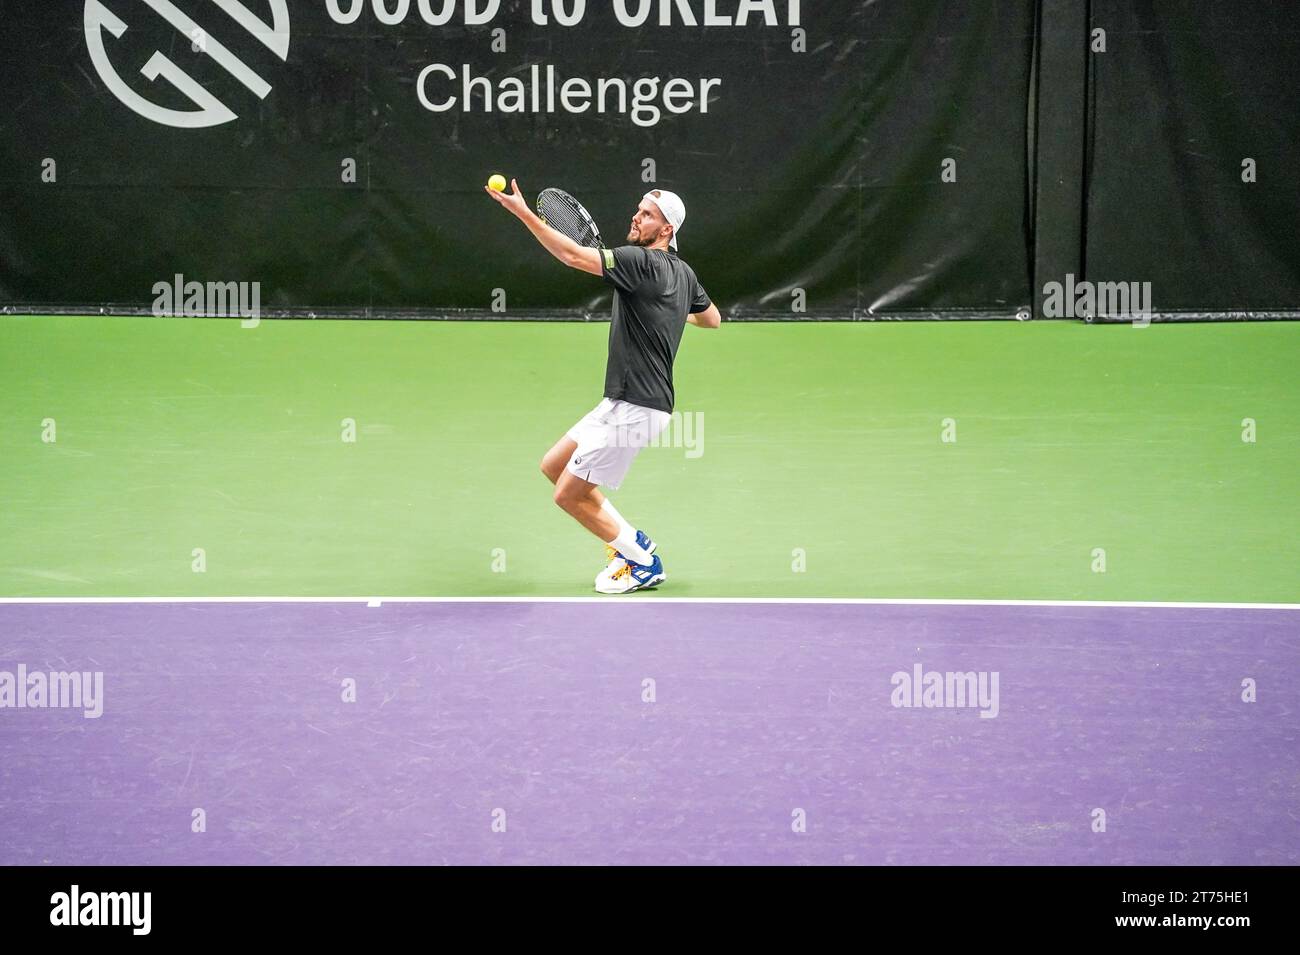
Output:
[644,189,686,250]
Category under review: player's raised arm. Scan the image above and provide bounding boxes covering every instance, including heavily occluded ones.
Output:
[688,303,722,328]
[484,178,602,276]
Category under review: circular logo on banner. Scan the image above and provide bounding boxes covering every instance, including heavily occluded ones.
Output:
[83,0,291,129]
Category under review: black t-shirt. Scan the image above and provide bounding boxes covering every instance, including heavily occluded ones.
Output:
[599,245,711,414]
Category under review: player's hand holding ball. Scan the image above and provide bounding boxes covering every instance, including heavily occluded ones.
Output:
[484,174,527,219]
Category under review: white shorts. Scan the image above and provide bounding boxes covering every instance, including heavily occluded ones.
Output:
[564,398,672,490]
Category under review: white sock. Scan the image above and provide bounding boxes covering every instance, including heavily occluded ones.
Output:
[602,499,653,564]
[600,498,629,532]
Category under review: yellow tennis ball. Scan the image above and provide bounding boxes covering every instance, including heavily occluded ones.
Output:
[488,174,507,192]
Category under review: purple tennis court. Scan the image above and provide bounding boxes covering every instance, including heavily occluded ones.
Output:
[1,599,1295,866]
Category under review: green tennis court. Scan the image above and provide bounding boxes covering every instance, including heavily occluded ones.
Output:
[3,316,1295,602]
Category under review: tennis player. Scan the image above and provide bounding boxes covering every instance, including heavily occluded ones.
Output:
[485,180,721,593]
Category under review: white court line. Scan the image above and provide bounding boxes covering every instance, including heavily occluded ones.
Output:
[0,596,1296,610]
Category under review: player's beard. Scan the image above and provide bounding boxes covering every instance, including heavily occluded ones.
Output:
[628,226,656,247]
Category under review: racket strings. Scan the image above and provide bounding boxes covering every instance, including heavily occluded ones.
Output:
[537,189,601,248]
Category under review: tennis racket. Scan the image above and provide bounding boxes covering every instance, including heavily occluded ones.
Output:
[536,187,604,249]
